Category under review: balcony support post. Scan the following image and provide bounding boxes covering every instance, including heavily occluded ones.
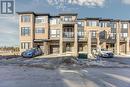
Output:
[116,22,120,55]
[88,31,92,58]
[97,31,100,49]
[44,42,49,55]
[60,24,63,55]
[74,24,78,57]
[126,37,130,54]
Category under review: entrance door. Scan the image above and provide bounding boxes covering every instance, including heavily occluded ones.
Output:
[50,45,59,54]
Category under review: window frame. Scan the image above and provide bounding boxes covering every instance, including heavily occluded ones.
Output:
[50,18,60,25]
[21,15,30,22]
[21,27,30,36]
[100,22,110,27]
[87,21,98,27]
[77,21,84,27]
[122,23,128,29]
[35,16,46,24]
[78,28,84,38]
[91,30,96,38]
[120,33,128,38]
[35,27,45,34]
[21,42,30,49]
[64,16,72,22]
[50,29,60,38]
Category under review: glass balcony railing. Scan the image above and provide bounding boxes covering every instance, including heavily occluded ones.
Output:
[61,19,76,24]
[63,32,74,38]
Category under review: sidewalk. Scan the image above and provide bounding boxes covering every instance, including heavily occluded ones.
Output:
[114,55,130,58]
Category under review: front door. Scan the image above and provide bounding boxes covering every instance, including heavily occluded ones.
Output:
[50,45,59,54]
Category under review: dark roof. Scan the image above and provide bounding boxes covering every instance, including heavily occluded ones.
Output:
[50,16,60,18]
[59,13,78,16]
[110,19,130,22]
[17,12,130,22]
[111,19,120,22]
[35,13,50,16]
[77,18,86,20]
[17,12,77,16]
[17,12,50,16]
[85,17,101,20]
[120,20,130,22]
[99,18,112,21]
[17,11,35,14]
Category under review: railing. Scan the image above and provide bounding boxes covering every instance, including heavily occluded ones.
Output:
[61,19,76,24]
[63,32,74,41]
[78,36,87,41]
[63,32,74,38]
[106,35,116,43]
[120,37,126,42]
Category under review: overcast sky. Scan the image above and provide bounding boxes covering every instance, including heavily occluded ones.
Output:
[0,0,130,47]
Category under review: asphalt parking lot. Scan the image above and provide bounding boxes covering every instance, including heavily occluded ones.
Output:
[0,55,130,87]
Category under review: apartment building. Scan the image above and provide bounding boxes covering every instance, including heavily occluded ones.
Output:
[17,12,130,57]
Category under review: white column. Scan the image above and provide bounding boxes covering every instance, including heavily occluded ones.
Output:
[126,37,129,54]
[74,24,78,57]
[88,31,92,58]
[97,31,100,49]
[116,22,120,55]
[60,24,63,55]
[44,42,48,55]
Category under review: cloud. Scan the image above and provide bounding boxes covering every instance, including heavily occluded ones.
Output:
[121,0,130,5]
[47,0,105,8]
[0,15,19,46]
[15,0,49,12]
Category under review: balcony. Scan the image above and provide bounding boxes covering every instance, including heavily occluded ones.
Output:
[120,37,126,42]
[63,32,74,42]
[61,19,76,24]
[91,38,97,43]
[78,36,87,42]
[106,36,116,43]
[49,34,60,40]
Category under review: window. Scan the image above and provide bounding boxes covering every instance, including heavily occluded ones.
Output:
[121,23,128,33]
[21,27,30,36]
[111,28,116,33]
[111,22,117,28]
[111,22,117,33]
[79,44,83,51]
[122,23,128,29]
[50,29,60,37]
[35,16,46,23]
[91,31,96,38]
[110,33,116,39]
[21,15,30,22]
[77,21,84,27]
[64,16,72,21]
[120,33,128,38]
[78,29,84,38]
[66,43,71,51]
[35,28,45,33]
[21,42,30,49]
[64,28,74,38]
[87,21,98,27]
[100,22,110,27]
[50,18,60,25]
